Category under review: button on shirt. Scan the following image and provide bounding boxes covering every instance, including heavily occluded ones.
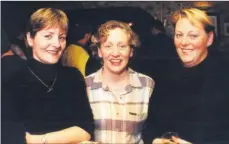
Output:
[86,68,155,144]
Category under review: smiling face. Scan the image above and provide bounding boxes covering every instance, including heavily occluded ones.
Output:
[98,28,133,75]
[174,18,213,67]
[27,26,67,64]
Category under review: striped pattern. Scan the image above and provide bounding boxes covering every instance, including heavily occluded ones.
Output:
[86,68,155,144]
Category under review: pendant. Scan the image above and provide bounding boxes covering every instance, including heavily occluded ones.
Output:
[47,88,53,93]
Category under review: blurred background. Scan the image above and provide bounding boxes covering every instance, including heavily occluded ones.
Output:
[2,1,229,59]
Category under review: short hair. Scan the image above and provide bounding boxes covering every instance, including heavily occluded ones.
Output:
[171,8,214,33]
[91,20,141,49]
[26,7,68,38]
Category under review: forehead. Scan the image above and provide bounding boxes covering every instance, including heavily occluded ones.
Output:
[176,18,203,31]
[106,28,129,41]
[39,25,67,34]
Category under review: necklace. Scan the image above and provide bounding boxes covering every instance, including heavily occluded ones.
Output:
[28,67,57,92]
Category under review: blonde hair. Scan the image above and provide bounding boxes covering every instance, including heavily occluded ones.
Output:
[26,7,68,37]
[171,8,214,33]
[91,20,141,49]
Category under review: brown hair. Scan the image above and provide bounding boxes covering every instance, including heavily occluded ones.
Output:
[171,8,214,33]
[26,7,68,38]
[91,20,141,49]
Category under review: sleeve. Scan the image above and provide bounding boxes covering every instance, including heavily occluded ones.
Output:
[72,68,95,140]
[2,74,26,143]
[1,55,26,84]
[142,85,161,144]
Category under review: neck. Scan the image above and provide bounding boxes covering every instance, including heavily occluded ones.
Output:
[28,58,58,81]
[102,68,129,89]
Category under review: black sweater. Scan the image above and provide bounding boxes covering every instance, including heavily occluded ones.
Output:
[2,56,95,144]
[143,50,229,144]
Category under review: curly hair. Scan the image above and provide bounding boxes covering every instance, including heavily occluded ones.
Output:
[91,20,141,50]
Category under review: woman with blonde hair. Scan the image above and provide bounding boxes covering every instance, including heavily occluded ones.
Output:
[143,8,229,144]
[86,20,155,144]
[2,8,94,144]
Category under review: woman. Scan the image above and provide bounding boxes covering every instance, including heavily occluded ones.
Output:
[2,8,94,144]
[143,8,229,144]
[85,20,155,144]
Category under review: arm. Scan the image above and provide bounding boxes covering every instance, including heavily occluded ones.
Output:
[26,126,90,144]
[26,68,95,144]
[2,57,27,144]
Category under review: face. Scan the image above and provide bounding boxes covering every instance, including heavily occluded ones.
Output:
[27,26,67,64]
[98,28,133,75]
[174,18,213,67]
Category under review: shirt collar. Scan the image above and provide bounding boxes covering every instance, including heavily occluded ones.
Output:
[90,67,143,90]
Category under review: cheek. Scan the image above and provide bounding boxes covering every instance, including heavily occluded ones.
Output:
[174,38,181,49]
[191,39,207,51]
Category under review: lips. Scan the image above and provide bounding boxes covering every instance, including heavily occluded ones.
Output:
[181,48,194,54]
[47,50,59,55]
[110,59,122,65]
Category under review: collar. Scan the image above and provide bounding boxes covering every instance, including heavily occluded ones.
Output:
[90,67,143,91]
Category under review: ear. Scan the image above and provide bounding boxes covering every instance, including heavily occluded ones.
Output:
[26,32,34,47]
[98,47,102,58]
[130,48,133,57]
[207,31,214,47]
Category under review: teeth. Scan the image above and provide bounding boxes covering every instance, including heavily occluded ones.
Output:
[48,51,58,54]
[110,60,121,62]
[182,49,193,53]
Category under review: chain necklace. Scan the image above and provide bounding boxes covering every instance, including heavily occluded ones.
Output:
[28,67,57,92]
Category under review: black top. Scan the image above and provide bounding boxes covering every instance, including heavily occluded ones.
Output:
[143,50,229,144]
[2,56,95,144]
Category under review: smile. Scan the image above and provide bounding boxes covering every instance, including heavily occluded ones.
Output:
[110,59,122,65]
[181,49,194,54]
[47,50,59,54]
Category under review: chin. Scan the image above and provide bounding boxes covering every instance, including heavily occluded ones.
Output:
[112,68,127,74]
[45,58,59,64]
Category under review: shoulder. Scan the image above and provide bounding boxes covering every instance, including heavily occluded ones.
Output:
[2,55,27,83]
[2,55,26,65]
[209,50,229,71]
[85,72,97,87]
[132,69,155,89]
[60,66,85,81]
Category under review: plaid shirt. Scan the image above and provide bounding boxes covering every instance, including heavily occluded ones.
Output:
[86,68,155,144]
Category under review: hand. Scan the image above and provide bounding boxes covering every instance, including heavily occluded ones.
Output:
[171,136,192,144]
[152,137,192,144]
[79,141,100,144]
[152,138,176,144]
[26,132,44,144]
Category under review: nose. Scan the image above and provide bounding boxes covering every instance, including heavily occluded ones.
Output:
[111,46,120,56]
[180,37,189,46]
[52,37,61,48]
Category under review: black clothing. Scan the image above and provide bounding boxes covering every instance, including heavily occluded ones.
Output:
[148,33,178,61]
[130,33,179,79]
[2,56,94,144]
[85,56,101,76]
[143,50,229,144]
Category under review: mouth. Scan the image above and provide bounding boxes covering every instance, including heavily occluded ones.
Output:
[110,59,122,66]
[47,50,59,55]
[180,48,194,55]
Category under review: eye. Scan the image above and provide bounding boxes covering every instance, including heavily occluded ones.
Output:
[175,33,182,38]
[189,34,198,39]
[119,45,128,49]
[104,45,111,48]
[44,35,52,39]
[59,36,66,41]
